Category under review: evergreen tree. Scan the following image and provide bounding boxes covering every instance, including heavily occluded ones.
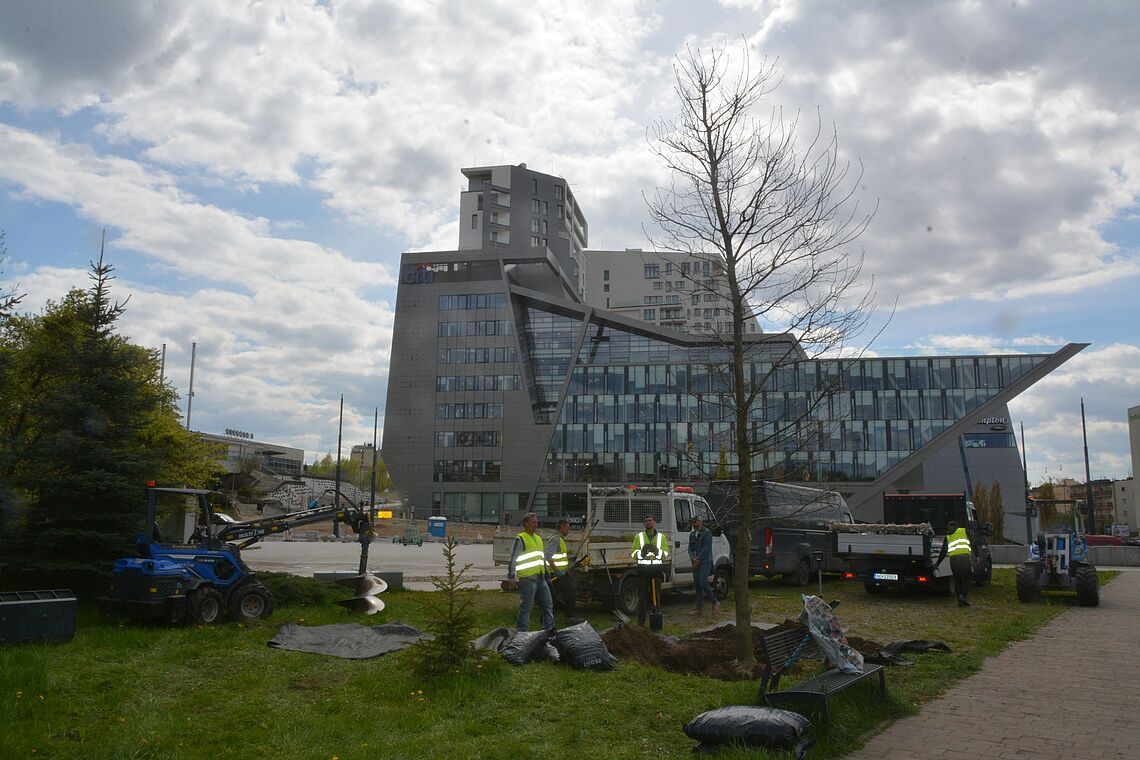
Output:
[0,250,216,582]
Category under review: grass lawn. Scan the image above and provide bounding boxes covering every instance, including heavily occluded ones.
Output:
[1,567,1113,759]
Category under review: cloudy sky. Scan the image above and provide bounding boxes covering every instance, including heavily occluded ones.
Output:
[1,0,1137,484]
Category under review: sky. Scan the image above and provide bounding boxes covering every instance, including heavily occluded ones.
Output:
[0,0,1137,485]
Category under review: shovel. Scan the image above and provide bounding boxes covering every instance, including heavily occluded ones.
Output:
[649,576,663,632]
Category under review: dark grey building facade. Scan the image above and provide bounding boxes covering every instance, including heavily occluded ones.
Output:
[382,166,1085,543]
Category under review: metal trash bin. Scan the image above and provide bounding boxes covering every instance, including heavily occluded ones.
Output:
[0,589,78,644]
[427,516,448,539]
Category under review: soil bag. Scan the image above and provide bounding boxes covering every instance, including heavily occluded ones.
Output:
[500,629,551,665]
[798,595,863,674]
[683,706,811,751]
[552,620,618,670]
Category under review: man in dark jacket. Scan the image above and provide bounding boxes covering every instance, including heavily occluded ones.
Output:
[688,516,719,615]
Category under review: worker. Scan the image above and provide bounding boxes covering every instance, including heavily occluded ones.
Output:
[934,520,974,607]
[546,518,578,621]
[505,512,554,631]
[630,514,669,625]
[688,515,719,615]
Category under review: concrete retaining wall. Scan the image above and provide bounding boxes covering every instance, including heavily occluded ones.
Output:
[991,544,1140,567]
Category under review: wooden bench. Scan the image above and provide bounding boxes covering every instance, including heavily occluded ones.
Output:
[757,626,887,723]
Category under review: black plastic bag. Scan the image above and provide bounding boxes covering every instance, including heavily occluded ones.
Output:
[500,629,551,666]
[683,706,810,749]
[551,620,617,670]
[542,642,561,664]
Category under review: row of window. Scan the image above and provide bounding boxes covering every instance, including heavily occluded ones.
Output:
[644,261,714,279]
[435,375,522,392]
[433,460,501,482]
[547,418,955,456]
[540,449,903,484]
[434,431,502,448]
[431,491,531,522]
[556,387,997,425]
[435,403,504,419]
[437,320,513,337]
[564,356,1039,395]
[642,295,682,305]
[438,293,508,311]
[436,347,518,365]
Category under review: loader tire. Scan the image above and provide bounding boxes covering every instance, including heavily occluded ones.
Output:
[1016,563,1041,603]
[229,581,275,620]
[1075,565,1099,607]
[189,587,223,625]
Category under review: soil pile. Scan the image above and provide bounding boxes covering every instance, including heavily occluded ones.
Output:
[600,621,885,682]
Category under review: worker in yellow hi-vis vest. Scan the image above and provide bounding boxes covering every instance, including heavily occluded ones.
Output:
[506,512,554,630]
[934,520,974,607]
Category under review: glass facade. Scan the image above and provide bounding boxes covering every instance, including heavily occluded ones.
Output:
[518,308,1048,485]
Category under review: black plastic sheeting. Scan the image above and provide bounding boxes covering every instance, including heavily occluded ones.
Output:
[870,639,952,666]
[684,706,814,757]
[552,620,617,670]
[268,622,430,659]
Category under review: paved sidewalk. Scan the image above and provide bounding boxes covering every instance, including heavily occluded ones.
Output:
[848,572,1140,759]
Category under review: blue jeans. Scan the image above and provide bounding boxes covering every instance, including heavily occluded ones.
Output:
[516,575,554,631]
[694,561,715,610]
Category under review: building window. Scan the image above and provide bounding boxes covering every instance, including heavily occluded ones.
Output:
[531,236,541,247]
[644,263,660,279]
[691,294,700,305]
[603,269,610,281]
[531,199,540,213]
[652,280,663,290]
[665,263,672,275]
[603,284,610,292]
[644,309,657,320]
[675,280,684,290]
[531,178,538,194]
[542,201,548,215]
[531,218,541,232]
[557,203,563,218]
[470,214,478,229]
[477,194,483,210]
[554,185,563,200]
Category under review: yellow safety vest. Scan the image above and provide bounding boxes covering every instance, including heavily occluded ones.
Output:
[631,531,669,565]
[946,527,972,557]
[515,532,547,578]
[550,535,569,571]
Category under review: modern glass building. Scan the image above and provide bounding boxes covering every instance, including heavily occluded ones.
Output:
[382,166,1085,542]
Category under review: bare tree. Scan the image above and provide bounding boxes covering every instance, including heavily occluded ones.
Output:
[646,45,877,665]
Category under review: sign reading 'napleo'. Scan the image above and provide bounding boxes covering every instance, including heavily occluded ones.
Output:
[979,416,1008,431]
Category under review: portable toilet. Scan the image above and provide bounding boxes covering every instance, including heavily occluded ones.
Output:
[428,516,448,539]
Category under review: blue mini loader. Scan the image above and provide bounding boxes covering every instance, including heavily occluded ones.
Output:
[99,486,365,624]
[1015,498,1099,607]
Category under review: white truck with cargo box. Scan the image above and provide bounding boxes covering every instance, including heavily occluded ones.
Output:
[493,485,732,616]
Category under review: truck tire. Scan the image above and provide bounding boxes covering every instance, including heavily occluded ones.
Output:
[1075,565,1099,607]
[229,581,275,620]
[188,587,223,624]
[974,557,993,587]
[1016,563,1041,603]
[783,558,811,587]
[616,574,642,618]
[712,566,732,602]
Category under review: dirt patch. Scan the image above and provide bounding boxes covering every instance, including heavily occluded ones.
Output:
[600,621,885,682]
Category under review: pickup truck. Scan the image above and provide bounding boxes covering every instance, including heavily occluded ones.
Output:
[706,480,854,586]
[836,492,993,593]
[493,485,732,616]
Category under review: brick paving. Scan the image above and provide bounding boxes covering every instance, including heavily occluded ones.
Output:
[847,572,1140,759]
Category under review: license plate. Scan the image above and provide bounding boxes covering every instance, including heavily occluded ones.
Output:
[872,572,899,581]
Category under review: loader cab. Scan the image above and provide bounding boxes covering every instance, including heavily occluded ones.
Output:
[140,487,216,549]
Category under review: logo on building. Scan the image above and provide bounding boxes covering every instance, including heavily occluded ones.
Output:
[979,416,1008,431]
[225,428,255,440]
[403,266,435,285]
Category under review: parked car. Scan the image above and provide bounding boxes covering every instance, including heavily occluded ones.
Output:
[1083,534,1124,546]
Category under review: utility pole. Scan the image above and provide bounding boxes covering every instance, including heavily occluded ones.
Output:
[333,394,343,539]
[185,342,196,429]
[1081,398,1096,534]
[358,407,379,576]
